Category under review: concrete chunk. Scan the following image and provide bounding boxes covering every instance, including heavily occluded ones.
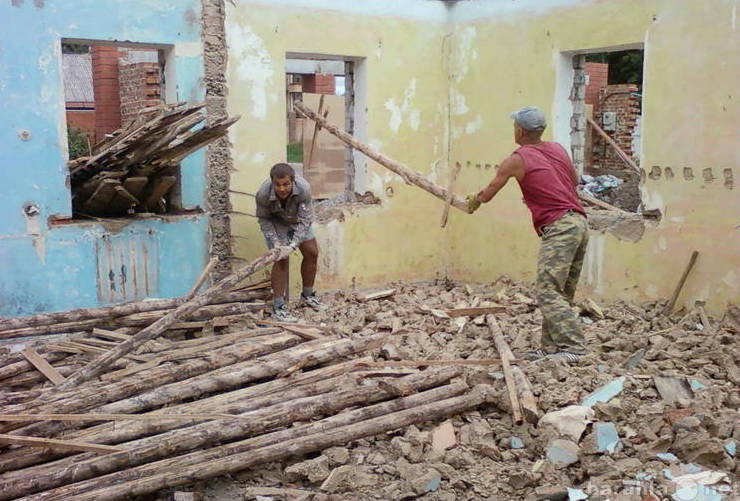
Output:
[594,422,621,454]
[581,377,625,407]
[538,405,595,441]
[431,420,457,451]
[546,439,581,469]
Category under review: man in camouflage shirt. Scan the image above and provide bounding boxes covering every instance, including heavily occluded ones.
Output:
[256,163,323,322]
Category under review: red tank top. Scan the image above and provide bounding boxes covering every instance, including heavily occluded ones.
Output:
[514,142,585,234]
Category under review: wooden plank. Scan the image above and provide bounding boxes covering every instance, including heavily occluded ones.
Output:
[587,117,641,173]
[20,348,65,385]
[353,359,505,369]
[256,318,334,333]
[487,315,539,424]
[81,178,121,214]
[697,306,712,334]
[305,93,325,172]
[144,175,177,212]
[278,324,327,341]
[663,250,699,315]
[187,256,219,299]
[92,328,132,342]
[0,433,123,453]
[444,306,506,318]
[357,288,397,301]
[578,190,627,213]
[0,413,247,423]
[122,176,149,201]
[441,161,463,228]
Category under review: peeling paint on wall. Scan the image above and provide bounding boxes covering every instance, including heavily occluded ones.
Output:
[384,78,420,133]
[227,24,274,120]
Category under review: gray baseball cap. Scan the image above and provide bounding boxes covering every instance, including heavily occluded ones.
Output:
[510,106,547,131]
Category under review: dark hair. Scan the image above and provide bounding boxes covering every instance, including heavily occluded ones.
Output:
[270,163,295,180]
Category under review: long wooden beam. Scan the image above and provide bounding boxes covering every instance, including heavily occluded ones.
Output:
[0,434,122,454]
[294,101,470,214]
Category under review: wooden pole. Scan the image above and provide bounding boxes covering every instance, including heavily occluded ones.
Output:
[489,317,523,424]
[186,257,218,299]
[0,354,348,474]
[0,434,122,454]
[23,384,490,501]
[586,117,641,173]
[294,101,470,213]
[0,332,293,440]
[0,290,267,333]
[1,369,459,499]
[663,250,699,315]
[441,161,463,227]
[487,315,539,424]
[304,94,325,172]
[58,246,294,389]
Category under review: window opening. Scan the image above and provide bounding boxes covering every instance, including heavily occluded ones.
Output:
[573,49,645,212]
[61,40,188,220]
[285,57,354,200]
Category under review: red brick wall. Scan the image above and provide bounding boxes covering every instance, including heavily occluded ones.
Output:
[585,62,608,107]
[591,84,641,171]
[118,61,163,126]
[301,74,335,95]
[66,110,96,137]
[91,45,123,143]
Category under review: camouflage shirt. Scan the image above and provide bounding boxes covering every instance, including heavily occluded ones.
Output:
[255,176,313,245]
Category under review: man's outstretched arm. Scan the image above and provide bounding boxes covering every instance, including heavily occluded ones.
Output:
[467,153,524,211]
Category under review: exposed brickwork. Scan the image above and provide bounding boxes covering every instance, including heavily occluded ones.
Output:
[592,83,641,171]
[66,110,96,137]
[584,62,608,107]
[118,61,163,125]
[202,0,233,280]
[302,74,335,95]
[91,45,123,143]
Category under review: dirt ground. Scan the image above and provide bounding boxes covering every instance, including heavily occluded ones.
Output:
[159,278,740,501]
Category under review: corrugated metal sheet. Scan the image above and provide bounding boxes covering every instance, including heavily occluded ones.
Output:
[95,232,158,303]
[62,53,94,104]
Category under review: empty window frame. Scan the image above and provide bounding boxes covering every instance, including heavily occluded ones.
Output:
[61,40,187,219]
[572,48,645,212]
[285,56,356,200]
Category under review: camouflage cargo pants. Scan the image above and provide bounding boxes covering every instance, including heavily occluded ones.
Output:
[536,211,589,354]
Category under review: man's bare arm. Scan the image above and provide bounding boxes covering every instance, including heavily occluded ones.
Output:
[476,154,525,203]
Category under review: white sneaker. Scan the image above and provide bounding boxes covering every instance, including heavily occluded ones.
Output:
[300,293,326,311]
[273,304,298,323]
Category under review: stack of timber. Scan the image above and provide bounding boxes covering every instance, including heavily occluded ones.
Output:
[68,102,239,217]
[0,272,496,500]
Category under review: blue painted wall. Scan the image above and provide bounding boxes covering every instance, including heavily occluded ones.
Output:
[0,0,209,317]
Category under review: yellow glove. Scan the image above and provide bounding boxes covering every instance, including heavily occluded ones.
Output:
[466,193,481,213]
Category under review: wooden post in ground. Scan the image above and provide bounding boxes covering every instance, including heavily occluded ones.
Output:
[487,315,540,424]
[294,101,470,214]
[663,250,699,315]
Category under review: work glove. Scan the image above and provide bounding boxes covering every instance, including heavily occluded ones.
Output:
[466,193,482,213]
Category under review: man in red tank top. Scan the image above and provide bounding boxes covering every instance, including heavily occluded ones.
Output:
[466,106,589,362]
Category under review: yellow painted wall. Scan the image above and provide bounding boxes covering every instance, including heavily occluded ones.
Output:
[450,0,740,312]
[226,0,740,313]
[225,2,455,291]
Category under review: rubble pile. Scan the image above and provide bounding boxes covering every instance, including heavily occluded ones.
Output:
[226,278,739,501]
[2,277,739,501]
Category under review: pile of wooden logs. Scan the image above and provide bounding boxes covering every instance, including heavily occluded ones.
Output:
[0,248,498,501]
[67,102,239,217]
